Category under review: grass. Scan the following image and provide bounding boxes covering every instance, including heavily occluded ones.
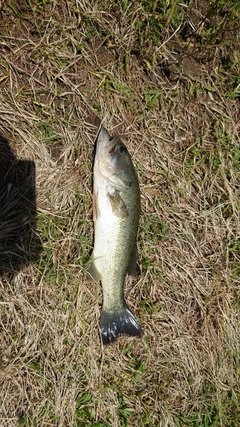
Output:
[0,0,240,426]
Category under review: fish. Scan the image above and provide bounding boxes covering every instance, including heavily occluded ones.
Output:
[87,127,143,345]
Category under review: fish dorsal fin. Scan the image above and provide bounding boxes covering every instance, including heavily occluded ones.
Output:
[127,246,140,277]
[107,191,128,218]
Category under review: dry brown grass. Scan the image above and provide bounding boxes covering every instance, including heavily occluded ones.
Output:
[0,1,239,426]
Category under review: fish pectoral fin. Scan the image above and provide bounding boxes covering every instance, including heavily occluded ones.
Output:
[107,191,128,218]
[127,246,140,277]
[86,260,101,282]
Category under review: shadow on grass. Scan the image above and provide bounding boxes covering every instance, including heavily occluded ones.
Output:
[0,134,42,278]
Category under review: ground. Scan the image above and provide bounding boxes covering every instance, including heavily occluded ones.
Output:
[0,1,239,426]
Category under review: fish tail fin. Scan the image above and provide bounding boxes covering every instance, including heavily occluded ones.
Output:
[100,307,143,345]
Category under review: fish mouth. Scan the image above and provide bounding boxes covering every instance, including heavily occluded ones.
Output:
[105,138,118,155]
[97,128,117,155]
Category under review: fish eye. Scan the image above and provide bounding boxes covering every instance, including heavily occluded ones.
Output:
[119,146,127,154]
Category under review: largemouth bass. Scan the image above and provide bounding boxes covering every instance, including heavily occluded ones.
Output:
[87,127,143,345]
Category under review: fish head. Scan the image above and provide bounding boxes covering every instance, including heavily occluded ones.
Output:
[95,128,137,189]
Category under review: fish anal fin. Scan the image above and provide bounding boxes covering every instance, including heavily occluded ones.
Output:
[86,260,101,283]
[127,246,140,277]
[107,191,128,218]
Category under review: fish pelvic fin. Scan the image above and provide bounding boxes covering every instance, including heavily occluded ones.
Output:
[100,307,143,345]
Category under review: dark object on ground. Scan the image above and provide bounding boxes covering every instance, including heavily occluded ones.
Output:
[0,134,42,278]
[0,166,5,190]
